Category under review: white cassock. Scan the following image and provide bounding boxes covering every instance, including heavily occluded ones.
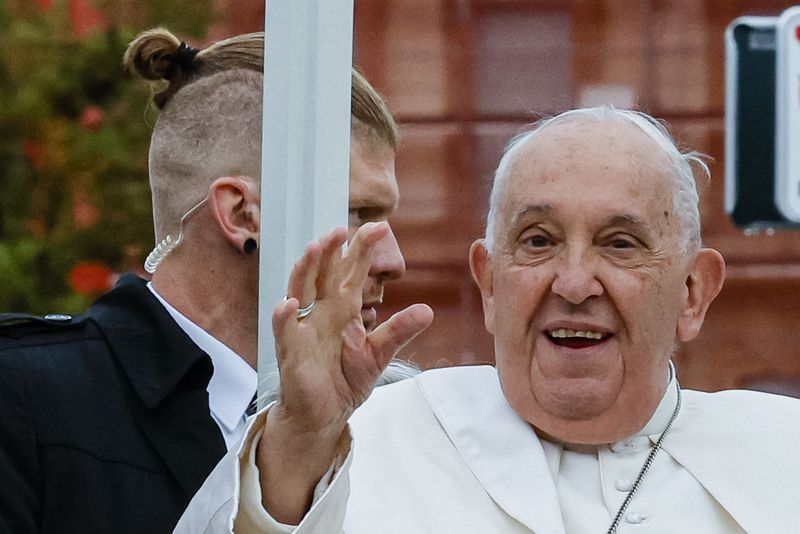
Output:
[175,365,800,534]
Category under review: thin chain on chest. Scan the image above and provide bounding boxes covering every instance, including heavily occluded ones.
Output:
[605,380,682,534]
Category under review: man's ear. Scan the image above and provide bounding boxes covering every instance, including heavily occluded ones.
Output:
[469,239,497,334]
[208,176,260,252]
[677,247,725,342]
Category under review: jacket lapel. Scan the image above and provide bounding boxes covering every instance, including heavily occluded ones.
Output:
[89,274,226,497]
[133,361,227,497]
[417,366,566,534]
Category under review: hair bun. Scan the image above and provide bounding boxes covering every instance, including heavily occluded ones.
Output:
[124,28,200,108]
[124,28,182,81]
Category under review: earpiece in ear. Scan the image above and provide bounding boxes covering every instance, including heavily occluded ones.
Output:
[243,238,258,255]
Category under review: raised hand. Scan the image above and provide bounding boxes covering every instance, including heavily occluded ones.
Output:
[257,223,433,523]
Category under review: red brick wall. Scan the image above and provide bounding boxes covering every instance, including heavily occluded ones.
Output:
[222,0,800,394]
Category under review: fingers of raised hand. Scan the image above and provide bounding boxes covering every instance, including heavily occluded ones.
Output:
[286,241,322,309]
[280,224,383,341]
[272,296,300,353]
[285,227,348,306]
[316,227,349,297]
[367,303,434,369]
[340,222,389,290]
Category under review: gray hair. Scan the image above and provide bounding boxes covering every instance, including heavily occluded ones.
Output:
[484,106,708,253]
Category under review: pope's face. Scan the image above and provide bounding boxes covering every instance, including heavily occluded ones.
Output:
[471,119,716,444]
[348,136,405,331]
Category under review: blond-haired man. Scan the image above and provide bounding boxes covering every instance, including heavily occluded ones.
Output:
[0,30,414,534]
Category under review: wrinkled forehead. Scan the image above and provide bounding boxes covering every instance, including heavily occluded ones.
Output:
[501,120,676,211]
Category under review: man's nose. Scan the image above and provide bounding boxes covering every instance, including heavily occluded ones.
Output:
[368,225,405,281]
[550,249,603,305]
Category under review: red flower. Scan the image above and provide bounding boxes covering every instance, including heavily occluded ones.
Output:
[23,140,46,171]
[69,261,113,294]
[69,0,107,38]
[73,190,100,229]
[79,105,104,131]
[35,0,54,11]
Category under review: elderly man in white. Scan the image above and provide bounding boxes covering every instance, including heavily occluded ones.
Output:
[175,107,800,534]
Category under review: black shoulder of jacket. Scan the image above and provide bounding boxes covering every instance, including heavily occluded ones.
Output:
[0,312,98,348]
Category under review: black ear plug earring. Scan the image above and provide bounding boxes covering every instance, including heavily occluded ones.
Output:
[243,238,257,255]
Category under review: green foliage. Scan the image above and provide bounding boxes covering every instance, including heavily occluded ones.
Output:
[0,0,214,313]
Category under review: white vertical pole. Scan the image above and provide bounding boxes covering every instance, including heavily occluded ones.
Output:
[257,0,354,406]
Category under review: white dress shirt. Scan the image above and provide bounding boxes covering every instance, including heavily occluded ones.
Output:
[542,367,742,532]
[148,283,257,450]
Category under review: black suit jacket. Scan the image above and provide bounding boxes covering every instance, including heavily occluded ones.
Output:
[0,274,227,533]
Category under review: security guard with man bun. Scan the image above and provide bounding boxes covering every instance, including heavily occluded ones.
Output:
[0,27,410,534]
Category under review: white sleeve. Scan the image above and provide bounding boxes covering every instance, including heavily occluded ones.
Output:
[173,407,353,534]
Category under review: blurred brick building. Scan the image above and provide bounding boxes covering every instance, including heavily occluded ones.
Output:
[211,0,800,394]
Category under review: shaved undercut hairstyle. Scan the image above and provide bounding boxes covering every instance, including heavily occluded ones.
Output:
[125,27,399,244]
[125,29,264,243]
[125,28,417,399]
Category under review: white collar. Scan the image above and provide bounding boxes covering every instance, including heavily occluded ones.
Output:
[413,364,680,534]
[147,283,257,433]
[635,361,678,438]
[416,365,566,534]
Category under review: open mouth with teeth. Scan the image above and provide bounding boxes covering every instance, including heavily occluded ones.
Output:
[547,328,611,349]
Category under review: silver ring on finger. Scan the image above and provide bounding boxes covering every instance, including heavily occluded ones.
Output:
[296,300,316,319]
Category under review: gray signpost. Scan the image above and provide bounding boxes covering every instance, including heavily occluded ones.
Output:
[257,0,354,406]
